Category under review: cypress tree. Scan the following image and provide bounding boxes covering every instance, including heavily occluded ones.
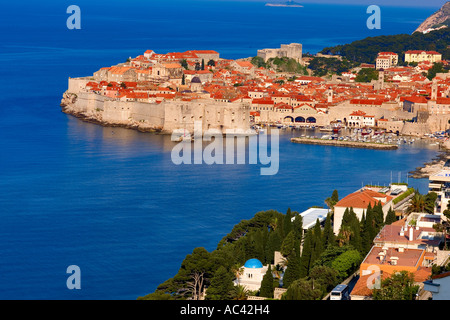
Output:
[331,190,339,204]
[374,201,384,230]
[281,230,296,257]
[349,208,362,252]
[260,265,274,298]
[323,213,335,248]
[283,251,301,289]
[312,219,324,263]
[283,208,293,237]
[361,213,373,254]
[385,208,396,225]
[201,59,205,70]
[299,229,313,278]
[265,230,282,264]
[292,213,303,241]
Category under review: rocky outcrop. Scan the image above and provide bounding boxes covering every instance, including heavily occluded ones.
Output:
[408,150,449,179]
[415,2,450,34]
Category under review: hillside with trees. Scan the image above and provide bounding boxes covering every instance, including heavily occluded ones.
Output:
[138,190,397,301]
[320,28,450,64]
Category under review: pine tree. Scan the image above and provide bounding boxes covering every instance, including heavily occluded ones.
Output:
[205,266,234,300]
[259,265,274,298]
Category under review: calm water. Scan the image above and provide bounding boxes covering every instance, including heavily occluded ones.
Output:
[0,0,441,299]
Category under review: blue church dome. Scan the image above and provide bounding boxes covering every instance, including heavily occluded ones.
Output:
[244,258,263,269]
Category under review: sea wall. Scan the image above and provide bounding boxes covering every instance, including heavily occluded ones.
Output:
[291,137,398,150]
[61,78,251,134]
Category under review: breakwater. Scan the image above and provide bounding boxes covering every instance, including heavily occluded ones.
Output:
[290,137,398,150]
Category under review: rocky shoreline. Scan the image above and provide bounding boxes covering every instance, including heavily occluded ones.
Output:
[408,149,450,179]
[61,106,162,134]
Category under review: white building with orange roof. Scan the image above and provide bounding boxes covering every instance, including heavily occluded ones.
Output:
[347,110,375,127]
[333,188,394,235]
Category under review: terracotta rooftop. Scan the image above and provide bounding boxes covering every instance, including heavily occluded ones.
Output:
[363,246,425,268]
[374,225,441,247]
[335,189,392,209]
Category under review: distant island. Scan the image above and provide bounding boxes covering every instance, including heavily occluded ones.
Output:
[265,1,303,8]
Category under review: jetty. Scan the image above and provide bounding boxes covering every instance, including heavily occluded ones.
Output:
[290,137,398,150]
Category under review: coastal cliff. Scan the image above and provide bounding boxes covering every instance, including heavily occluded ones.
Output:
[414,2,450,33]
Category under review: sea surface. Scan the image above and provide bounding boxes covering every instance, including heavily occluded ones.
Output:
[0,0,442,299]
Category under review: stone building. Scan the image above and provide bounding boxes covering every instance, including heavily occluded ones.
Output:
[257,43,302,63]
[405,50,442,64]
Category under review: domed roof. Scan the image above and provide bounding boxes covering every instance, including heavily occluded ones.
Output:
[191,76,201,84]
[244,258,263,269]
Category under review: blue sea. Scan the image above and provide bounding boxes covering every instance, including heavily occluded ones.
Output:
[0,0,441,299]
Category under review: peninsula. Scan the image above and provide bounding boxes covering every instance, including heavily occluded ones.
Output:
[62,27,450,141]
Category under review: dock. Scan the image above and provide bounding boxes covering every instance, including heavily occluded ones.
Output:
[290,137,398,150]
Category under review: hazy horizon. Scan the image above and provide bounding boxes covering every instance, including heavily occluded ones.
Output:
[208,0,446,8]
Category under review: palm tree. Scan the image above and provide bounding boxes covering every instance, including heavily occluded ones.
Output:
[406,193,427,214]
[232,284,249,300]
[337,225,352,247]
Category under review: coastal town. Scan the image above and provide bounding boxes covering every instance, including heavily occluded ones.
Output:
[62,43,450,148]
[61,29,450,302]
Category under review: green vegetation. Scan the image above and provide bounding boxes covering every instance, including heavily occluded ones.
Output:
[405,190,436,213]
[250,56,308,74]
[180,59,188,70]
[392,188,415,205]
[139,188,401,301]
[372,271,419,300]
[355,68,379,83]
[426,62,449,80]
[320,28,450,64]
[307,57,359,77]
